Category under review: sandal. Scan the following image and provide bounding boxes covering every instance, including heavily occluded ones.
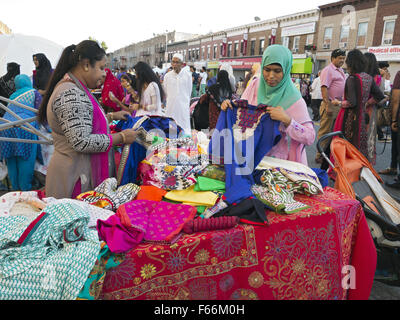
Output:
[379,168,397,175]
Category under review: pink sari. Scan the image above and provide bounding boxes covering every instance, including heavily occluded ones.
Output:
[78,79,110,190]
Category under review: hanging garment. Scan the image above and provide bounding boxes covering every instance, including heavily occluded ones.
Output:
[208,100,281,205]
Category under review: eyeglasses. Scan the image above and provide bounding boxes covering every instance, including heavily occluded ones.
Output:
[171,60,182,65]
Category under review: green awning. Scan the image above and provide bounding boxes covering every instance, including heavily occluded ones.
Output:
[291,57,313,74]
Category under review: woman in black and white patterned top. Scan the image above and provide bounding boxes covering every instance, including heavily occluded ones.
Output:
[38,40,138,199]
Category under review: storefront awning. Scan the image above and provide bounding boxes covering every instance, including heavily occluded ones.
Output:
[291,57,313,74]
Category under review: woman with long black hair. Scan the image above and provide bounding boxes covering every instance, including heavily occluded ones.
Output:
[38,40,138,199]
[32,53,53,95]
[130,61,164,117]
[0,62,20,99]
[334,49,386,164]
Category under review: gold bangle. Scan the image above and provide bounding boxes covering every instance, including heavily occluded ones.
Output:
[119,132,126,144]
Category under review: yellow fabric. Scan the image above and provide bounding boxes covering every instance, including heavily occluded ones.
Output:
[164,185,219,207]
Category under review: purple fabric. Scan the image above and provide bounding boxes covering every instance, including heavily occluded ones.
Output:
[97,214,146,254]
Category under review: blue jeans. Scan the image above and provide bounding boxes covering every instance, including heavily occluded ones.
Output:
[6,148,37,191]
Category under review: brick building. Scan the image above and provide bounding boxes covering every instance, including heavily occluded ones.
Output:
[368,0,400,77]
[316,0,378,71]
[276,9,320,75]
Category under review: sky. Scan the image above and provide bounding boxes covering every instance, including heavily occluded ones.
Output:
[1,0,338,52]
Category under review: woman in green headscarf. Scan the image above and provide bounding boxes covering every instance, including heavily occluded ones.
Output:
[222,45,315,165]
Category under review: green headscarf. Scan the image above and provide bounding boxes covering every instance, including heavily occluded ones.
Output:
[257,45,302,110]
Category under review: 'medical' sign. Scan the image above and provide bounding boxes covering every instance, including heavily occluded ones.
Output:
[368,46,400,61]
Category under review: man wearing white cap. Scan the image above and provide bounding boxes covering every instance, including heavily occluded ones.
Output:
[163,53,192,134]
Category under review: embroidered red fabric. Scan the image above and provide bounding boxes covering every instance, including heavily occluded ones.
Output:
[100,188,376,300]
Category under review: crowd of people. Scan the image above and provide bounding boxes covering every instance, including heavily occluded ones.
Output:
[0,39,399,197]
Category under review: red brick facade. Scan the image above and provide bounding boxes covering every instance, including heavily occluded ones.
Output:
[373,0,400,46]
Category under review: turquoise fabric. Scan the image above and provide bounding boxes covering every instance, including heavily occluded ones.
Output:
[77,244,124,300]
[0,202,101,300]
[257,45,302,110]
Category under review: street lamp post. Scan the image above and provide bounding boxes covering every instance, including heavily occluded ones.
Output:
[165,30,168,63]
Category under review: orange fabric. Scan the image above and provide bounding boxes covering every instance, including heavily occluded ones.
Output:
[362,196,380,215]
[135,185,167,202]
[330,137,382,199]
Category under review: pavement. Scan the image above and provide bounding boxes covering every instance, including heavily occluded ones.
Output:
[308,111,400,300]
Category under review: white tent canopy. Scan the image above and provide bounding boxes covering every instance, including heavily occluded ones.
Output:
[0,33,64,77]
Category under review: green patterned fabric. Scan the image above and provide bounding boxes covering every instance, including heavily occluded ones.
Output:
[0,202,101,300]
[252,169,309,214]
[77,243,124,300]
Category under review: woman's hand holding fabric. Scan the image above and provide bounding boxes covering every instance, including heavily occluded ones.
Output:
[267,106,292,127]
[221,100,232,111]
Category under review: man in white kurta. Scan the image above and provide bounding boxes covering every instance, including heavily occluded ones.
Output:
[163,53,192,134]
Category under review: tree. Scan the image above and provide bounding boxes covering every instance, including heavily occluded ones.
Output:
[88,37,108,52]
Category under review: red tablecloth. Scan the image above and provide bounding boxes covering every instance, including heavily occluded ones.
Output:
[100,187,376,300]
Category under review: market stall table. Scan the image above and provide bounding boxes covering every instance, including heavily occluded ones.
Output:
[99,187,376,300]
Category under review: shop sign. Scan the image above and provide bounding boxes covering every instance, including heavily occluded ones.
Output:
[207,61,219,69]
[368,46,400,61]
[281,22,316,37]
[219,57,262,70]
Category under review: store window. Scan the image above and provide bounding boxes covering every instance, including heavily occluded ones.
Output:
[339,25,350,49]
[234,42,239,57]
[227,43,232,57]
[250,40,256,56]
[323,27,333,50]
[306,34,314,46]
[259,39,265,55]
[292,36,300,52]
[356,22,368,48]
[382,20,396,46]
[282,36,289,48]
